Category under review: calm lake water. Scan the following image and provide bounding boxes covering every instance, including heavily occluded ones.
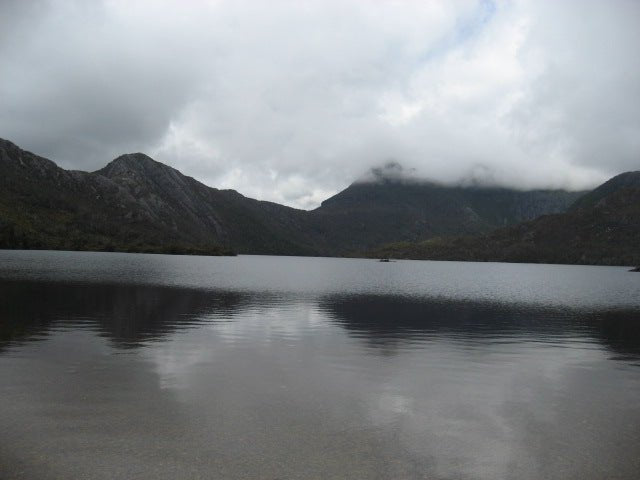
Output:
[1,250,639,480]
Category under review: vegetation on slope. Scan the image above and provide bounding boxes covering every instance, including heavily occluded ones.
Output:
[5,137,636,266]
[0,138,585,258]
[368,175,640,266]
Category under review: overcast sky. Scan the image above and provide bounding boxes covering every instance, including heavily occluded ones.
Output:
[2,0,639,208]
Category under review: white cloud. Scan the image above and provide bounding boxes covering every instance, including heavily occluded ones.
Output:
[1,0,638,207]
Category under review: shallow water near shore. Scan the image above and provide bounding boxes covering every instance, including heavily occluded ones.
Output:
[1,250,639,479]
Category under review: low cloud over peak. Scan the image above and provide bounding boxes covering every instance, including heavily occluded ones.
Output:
[357,161,421,185]
[1,0,638,208]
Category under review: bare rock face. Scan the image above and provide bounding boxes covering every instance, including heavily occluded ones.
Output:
[96,153,227,239]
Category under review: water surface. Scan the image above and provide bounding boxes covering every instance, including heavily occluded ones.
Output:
[1,251,639,479]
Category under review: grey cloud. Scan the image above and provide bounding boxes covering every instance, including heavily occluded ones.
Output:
[511,0,640,175]
[1,0,638,208]
[2,0,204,169]
[356,161,419,184]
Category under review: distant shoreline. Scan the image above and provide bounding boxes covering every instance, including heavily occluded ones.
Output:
[0,245,237,257]
[3,247,640,268]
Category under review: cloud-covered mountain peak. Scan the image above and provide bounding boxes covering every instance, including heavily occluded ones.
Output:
[357,161,422,185]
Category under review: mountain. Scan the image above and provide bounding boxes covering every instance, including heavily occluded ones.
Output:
[95,153,321,254]
[569,171,640,211]
[0,139,315,255]
[311,173,582,253]
[370,171,640,266]
[0,138,586,256]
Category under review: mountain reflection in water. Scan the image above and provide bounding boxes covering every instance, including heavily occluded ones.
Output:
[319,294,640,360]
[1,252,639,480]
[3,281,638,361]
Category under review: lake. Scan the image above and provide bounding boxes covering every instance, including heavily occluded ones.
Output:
[1,250,639,479]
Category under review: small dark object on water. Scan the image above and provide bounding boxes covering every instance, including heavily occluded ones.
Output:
[630,266,640,272]
[379,258,390,262]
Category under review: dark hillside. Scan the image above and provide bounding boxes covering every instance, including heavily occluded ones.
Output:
[370,175,640,266]
[311,178,583,254]
[0,138,594,259]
